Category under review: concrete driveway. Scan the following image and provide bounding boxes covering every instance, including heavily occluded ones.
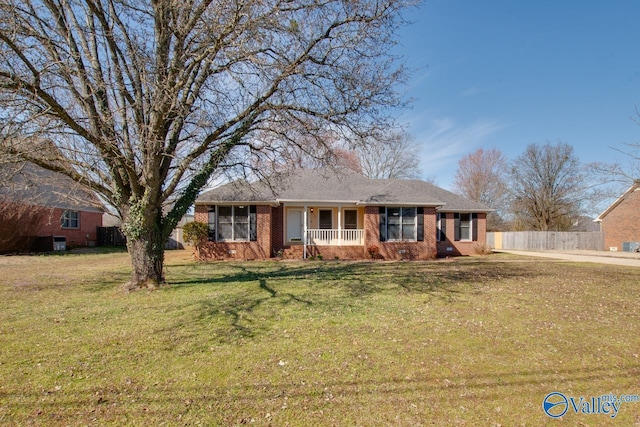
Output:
[493,249,640,267]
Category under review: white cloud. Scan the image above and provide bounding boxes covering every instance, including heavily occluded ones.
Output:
[410,117,504,189]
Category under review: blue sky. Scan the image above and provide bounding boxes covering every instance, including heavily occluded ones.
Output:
[396,0,640,189]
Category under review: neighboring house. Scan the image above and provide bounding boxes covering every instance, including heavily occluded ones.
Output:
[100,207,194,249]
[571,215,601,232]
[0,163,103,252]
[595,182,640,251]
[194,168,491,260]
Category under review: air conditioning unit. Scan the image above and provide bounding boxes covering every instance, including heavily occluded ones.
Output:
[53,236,66,251]
[622,242,640,252]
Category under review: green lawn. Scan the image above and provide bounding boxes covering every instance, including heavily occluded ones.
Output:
[1,250,639,426]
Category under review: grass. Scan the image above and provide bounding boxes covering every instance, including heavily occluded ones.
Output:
[1,250,640,426]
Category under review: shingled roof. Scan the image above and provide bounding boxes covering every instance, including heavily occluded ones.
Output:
[0,163,103,212]
[196,168,492,212]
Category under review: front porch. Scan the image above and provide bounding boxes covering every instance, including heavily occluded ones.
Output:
[284,205,366,247]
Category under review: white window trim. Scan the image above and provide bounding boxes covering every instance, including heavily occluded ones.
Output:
[458,213,473,242]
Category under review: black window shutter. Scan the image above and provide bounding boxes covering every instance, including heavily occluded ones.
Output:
[249,205,257,241]
[472,213,478,241]
[454,213,461,241]
[379,207,386,242]
[416,207,424,241]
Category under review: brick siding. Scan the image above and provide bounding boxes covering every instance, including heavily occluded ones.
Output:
[436,212,487,256]
[195,204,486,260]
[271,205,284,254]
[601,187,640,250]
[195,204,273,260]
[34,207,102,248]
[363,206,437,260]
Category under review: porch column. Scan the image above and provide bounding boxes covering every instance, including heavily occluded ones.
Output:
[338,206,342,246]
[303,206,308,259]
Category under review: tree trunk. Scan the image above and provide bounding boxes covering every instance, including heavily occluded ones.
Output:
[125,230,166,291]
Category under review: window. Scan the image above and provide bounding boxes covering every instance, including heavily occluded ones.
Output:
[217,206,233,241]
[61,210,79,229]
[211,205,256,242]
[379,207,417,241]
[459,213,471,240]
[233,205,249,240]
[319,210,332,229]
[344,209,358,230]
[454,213,478,241]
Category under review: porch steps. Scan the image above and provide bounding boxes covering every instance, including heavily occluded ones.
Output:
[281,245,304,259]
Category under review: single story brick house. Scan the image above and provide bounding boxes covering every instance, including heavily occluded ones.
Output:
[194,168,491,260]
[0,163,103,252]
[595,181,640,251]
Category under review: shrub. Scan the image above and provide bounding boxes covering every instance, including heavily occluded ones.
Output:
[473,243,493,255]
[182,221,209,248]
[367,245,380,259]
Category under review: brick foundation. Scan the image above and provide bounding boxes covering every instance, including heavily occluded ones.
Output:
[281,245,366,260]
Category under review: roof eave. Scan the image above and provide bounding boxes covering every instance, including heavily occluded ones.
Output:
[595,182,639,221]
[195,200,279,207]
[358,201,444,207]
[437,208,494,213]
[277,199,361,205]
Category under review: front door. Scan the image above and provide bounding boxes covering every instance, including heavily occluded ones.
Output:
[287,209,303,242]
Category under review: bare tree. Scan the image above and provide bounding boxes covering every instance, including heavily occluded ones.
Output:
[355,130,422,179]
[590,142,640,188]
[453,148,507,230]
[250,126,362,173]
[509,142,587,231]
[0,0,415,288]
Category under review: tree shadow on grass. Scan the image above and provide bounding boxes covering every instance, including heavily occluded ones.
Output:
[195,278,314,339]
[165,259,542,342]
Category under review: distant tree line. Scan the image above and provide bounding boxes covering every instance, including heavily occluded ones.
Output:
[452,141,622,232]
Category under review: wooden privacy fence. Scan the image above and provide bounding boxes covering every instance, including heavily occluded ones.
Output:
[97,226,127,247]
[488,231,604,251]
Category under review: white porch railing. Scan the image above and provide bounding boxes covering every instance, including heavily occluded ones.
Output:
[306,229,364,246]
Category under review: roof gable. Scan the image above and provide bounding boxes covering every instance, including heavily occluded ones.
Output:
[595,182,640,221]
